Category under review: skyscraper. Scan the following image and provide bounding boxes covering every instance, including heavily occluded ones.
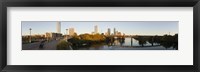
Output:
[114,28,116,35]
[56,21,61,33]
[107,28,111,36]
[94,25,98,34]
[69,28,75,36]
[66,29,68,35]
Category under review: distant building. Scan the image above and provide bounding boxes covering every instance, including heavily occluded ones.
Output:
[105,32,108,36]
[45,32,62,41]
[91,32,95,35]
[94,25,98,34]
[69,28,75,36]
[107,28,111,36]
[57,21,61,33]
[116,32,122,36]
[114,28,116,35]
[66,29,68,35]
[123,33,125,36]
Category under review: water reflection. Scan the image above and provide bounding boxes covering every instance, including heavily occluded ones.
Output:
[105,37,160,47]
[79,37,175,50]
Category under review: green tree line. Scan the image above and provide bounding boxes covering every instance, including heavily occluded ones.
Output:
[134,34,178,50]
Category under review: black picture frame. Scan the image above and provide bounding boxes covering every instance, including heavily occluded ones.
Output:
[0,0,200,72]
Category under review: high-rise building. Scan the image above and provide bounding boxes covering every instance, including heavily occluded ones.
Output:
[107,28,111,36]
[57,21,61,33]
[69,28,75,36]
[114,28,116,35]
[94,25,98,34]
[66,29,68,35]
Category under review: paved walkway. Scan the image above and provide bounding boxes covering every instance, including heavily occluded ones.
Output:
[22,40,60,50]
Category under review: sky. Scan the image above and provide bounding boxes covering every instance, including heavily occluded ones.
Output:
[22,21,178,36]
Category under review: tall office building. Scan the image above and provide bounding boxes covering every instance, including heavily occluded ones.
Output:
[69,28,75,36]
[66,29,68,35]
[94,25,98,34]
[56,21,61,33]
[114,28,116,35]
[107,28,111,36]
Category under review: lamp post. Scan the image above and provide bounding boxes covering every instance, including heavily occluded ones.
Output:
[29,28,32,43]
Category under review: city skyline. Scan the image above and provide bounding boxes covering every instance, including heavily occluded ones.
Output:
[22,21,178,36]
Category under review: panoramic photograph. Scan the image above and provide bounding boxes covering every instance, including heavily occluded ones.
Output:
[22,21,178,50]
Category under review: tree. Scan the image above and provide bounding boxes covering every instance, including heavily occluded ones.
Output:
[160,34,174,49]
[135,36,147,47]
[154,35,161,44]
[56,40,71,50]
[148,36,154,46]
[172,34,178,50]
[67,33,107,49]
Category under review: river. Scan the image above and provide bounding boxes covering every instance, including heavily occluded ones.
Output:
[78,38,175,50]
